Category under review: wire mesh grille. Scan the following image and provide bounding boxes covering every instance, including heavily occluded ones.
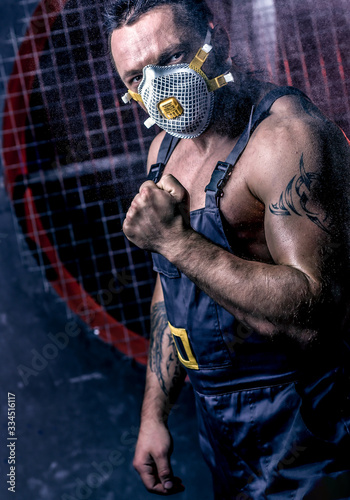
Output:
[1,0,349,363]
[1,0,158,363]
[224,0,350,134]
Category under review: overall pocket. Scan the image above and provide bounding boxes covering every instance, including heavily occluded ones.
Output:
[152,253,181,278]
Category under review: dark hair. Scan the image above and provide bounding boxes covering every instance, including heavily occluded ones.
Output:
[105,0,214,38]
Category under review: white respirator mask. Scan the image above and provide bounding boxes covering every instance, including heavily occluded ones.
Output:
[121,30,234,139]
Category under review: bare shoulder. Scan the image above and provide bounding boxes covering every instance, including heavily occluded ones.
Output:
[146,130,167,173]
[248,91,350,202]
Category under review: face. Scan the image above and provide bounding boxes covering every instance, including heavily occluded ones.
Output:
[110,6,205,99]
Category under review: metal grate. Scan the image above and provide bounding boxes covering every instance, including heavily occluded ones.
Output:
[1,0,158,364]
[1,0,349,363]
[224,0,350,134]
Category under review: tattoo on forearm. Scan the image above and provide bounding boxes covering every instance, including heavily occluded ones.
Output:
[269,153,330,234]
[149,301,182,397]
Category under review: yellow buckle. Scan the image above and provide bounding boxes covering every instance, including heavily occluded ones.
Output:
[208,74,228,92]
[195,47,210,64]
[189,48,210,72]
[128,89,144,103]
[168,322,199,370]
[158,97,183,120]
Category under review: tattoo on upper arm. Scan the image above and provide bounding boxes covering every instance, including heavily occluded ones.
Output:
[269,153,331,234]
[149,301,182,397]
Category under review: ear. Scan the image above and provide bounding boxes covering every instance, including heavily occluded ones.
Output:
[211,25,231,66]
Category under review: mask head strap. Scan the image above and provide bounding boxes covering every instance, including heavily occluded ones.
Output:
[122,88,144,104]
[189,28,234,92]
[189,29,213,72]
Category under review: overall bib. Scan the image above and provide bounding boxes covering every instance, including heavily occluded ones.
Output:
[148,87,350,499]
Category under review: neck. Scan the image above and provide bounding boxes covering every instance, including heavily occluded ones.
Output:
[189,72,261,154]
[188,128,233,156]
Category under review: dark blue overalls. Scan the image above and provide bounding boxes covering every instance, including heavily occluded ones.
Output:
[148,87,350,499]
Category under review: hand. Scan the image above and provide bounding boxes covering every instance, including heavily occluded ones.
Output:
[133,420,185,495]
[123,174,191,254]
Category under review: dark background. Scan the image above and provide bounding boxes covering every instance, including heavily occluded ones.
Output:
[0,0,349,499]
[0,1,211,499]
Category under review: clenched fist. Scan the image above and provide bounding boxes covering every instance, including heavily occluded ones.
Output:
[123,174,191,254]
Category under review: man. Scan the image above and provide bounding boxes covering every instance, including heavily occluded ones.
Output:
[106,0,350,497]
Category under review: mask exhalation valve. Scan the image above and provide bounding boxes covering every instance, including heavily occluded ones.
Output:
[158,97,184,119]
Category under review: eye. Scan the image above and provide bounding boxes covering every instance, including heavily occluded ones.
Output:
[169,52,183,63]
[127,74,143,90]
[131,75,142,85]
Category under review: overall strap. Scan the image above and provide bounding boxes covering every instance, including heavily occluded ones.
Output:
[147,134,181,183]
[205,86,310,208]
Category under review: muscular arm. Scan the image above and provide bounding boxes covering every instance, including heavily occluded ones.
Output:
[142,132,186,420]
[141,274,186,423]
[133,275,186,494]
[124,110,350,347]
[158,119,350,346]
[132,137,186,495]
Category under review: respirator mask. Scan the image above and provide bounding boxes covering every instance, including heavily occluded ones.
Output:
[121,30,234,139]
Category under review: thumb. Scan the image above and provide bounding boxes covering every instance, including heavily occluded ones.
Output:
[154,454,175,491]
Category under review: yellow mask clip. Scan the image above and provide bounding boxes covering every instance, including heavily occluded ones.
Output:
[189,43,234,92]
[121,88,144,104]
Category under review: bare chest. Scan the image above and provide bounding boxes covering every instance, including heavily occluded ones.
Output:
[163,146,272,261]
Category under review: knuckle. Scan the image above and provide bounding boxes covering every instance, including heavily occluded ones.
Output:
[131,198,140,209]
[153,448,167,459]
[140,186,151,197]
[132,459,141,471]
[162,173,172,183]
[158,467,171,478]
[140,180,154,192]
[145,180,155,187]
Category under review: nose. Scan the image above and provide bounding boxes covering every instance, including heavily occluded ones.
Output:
[141,65,158,87]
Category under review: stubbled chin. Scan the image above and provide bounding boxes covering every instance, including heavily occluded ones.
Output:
[210,83,257,137]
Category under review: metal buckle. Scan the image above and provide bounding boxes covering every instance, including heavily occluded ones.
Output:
[215,161,234,200]
[195,47,209,64]
[148,163,165,183]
